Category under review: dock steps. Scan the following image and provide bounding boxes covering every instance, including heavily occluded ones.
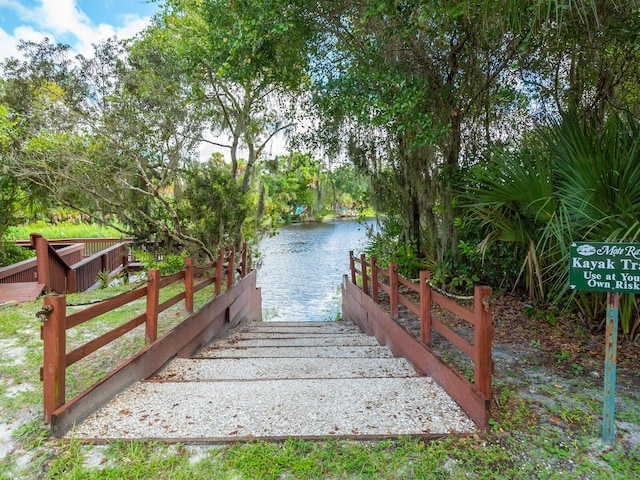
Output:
[67,320,476,442]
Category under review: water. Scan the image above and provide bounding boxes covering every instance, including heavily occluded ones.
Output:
[256,219,374,322]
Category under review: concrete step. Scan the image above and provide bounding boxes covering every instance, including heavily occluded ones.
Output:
[66,319,477,441]
[224,331,368,340]
[152,356,419,381]
[69,377,476,440]
[194,344,395,359]
[212,335,380,349]
[242,321,362,335]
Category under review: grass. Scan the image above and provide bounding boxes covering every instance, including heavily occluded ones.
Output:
[1,287,639,478]
[0,278,217,419]
[27,434,639,479]
[4,221,123,241]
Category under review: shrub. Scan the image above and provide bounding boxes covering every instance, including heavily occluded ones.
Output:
[133,249,187,276]
[0,241,35,267]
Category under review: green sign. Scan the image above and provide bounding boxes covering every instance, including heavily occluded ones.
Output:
[570,242,640,293]
[569,242,638,444]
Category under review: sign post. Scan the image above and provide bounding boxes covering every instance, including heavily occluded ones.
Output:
[602,292,619,444]
[569,242,640,444]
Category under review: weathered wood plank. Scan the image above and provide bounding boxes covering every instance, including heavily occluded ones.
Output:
[0,282,45,303]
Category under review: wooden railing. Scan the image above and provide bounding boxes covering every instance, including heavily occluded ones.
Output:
[67,243,129,293]
[0,256,39,284]
[41,244,249,425]
[0,242,83,286]
[14,237,130,258]
[344,251,494,428]
[32,234,84,293]
[1,235,133,295]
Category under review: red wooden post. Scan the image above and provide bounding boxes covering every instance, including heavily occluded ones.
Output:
[227,246,235,289]
[241,242,248,277]
[215,249,224,296]
[101,253,108,272]
[122,244,130,272]
[32,233,51,292]
[42,294,66,423]
[184,258,194,313]
[67,270,77,294]
[420,270,432,345]
[349,251,356,284]
[371,256,379,303]
[390,262,399,318]
[145,268,160,344]
[360,254,369,295]
[474,285,493,399]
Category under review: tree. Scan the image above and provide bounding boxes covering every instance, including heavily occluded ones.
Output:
[180,156,248,257]
[260,153,329,223]
[0,41,79,237]
[1,37,245,260]
[517,1,640,124]
[304,1,530,267]
[146,0,311,193]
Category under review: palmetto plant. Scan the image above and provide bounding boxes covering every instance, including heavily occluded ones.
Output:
[547,114,640,244]
[469,145,555,300]
[469,112,640,339]
[544,113,640,337]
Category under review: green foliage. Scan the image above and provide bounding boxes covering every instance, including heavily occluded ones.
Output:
[490,387,539,433]
[4,221,122,240]
[1,37,237,262]
[11,419,49,450]
[331,164,371,210]
[442,217,522,293]
[468,145,555,298]
[133,249,187,276]
[467,112,640,339]
[523,302,557,326]
[546,113,640,243]
[181,159,248,253]
[367,213,521,293]
[96,270,110,289]
[0,241,34,267]
[260,153,357,225]
[364,216,426,279]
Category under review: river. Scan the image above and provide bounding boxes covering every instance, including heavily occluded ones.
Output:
[256,219,375,322]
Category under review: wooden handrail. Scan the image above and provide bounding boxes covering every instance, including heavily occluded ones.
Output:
[0,256,38,281]
[31,234,77,293]
[16,238,131,245]
[10,235,131,294]
[41,243,249,422]
[66,287,148,329]
[69,243,126,270]
[347,251,493,402]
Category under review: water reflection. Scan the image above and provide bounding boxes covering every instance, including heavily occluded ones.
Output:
[257,219,374,322]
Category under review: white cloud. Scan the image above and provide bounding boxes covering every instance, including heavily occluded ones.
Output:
[114,16,152,41]
[0,28,23,59]
[37,0,93,34]
[0,0,153,60]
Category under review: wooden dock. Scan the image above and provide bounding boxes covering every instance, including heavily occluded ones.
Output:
[0,282,44,304]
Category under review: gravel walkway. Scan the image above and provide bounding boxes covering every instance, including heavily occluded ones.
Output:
[68,320,476,441]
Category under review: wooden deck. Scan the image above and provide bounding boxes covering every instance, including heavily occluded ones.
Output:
[0,282,45,304]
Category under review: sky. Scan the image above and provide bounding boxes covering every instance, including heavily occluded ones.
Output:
[0,0,160,60]
[0,0,290,160]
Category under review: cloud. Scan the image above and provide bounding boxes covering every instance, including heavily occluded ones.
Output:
[0,0,153,60]
[0,27,24,59]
